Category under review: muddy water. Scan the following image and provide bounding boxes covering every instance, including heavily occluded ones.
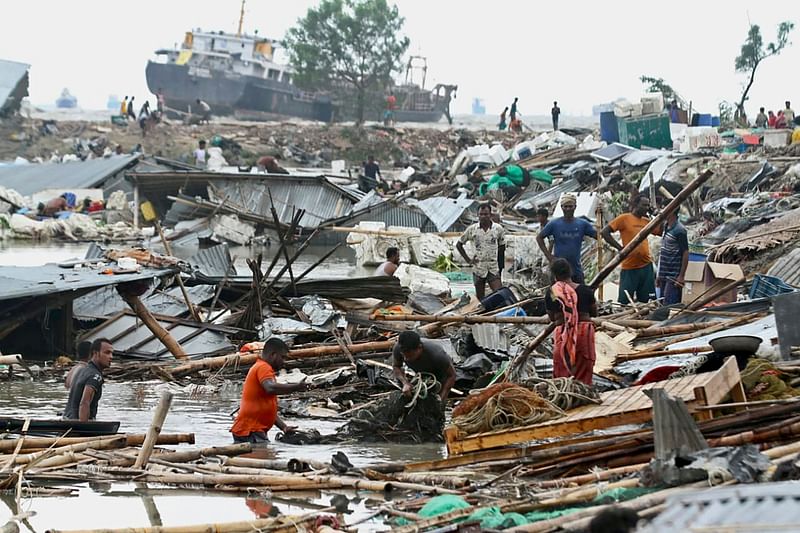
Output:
[0,380,445,531]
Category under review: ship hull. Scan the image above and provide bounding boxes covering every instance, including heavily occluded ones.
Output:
[146,62,334,122]
[146,62,448,123]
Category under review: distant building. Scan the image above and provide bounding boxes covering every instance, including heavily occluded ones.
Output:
[472,98,486,115]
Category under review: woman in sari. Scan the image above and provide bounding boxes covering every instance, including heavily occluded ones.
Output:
[545,258,598,385]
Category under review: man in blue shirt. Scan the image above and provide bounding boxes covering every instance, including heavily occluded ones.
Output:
[537,194,597,283]
[657,210,689,305]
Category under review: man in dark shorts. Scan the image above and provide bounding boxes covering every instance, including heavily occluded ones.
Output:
[63,338,113,421]
[456,203,506,300]
[392,331,456,402]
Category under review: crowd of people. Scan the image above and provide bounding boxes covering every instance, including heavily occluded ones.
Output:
[754,101,797,129]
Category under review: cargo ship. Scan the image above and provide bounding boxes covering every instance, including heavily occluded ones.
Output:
[145,6,456,123]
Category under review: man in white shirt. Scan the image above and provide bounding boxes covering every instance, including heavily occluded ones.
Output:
[194,140,207,167]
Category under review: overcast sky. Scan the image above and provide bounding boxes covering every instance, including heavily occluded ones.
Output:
[1,0,798,118]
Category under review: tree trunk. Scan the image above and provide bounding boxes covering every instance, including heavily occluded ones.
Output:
[737,59,760,124]
[356,84,365,125]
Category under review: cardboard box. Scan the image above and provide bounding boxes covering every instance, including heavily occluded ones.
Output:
[681,261,744,305]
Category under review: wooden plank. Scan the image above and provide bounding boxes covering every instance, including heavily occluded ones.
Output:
[697,356,741,406]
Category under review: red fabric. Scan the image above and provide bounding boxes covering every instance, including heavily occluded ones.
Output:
[551,281,579,369]
[553,321,595,385]
[230,360,278,437]
[635,365,681,385]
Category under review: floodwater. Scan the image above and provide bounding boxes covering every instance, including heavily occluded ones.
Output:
[0,241,447,531]
[1,380,445,531]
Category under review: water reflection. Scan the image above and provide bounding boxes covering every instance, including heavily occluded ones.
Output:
[0,381,440,531]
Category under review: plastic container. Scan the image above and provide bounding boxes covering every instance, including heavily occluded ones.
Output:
[688,252,707,262]
[749,274,797,299]
[697,114,713,126]
[481,287,517,311]
[140,201,157,222]
[117,257,138,270]
[711,116,721,127]
[600,111,619,143]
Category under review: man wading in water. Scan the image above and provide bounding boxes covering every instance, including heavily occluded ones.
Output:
[63,338,113,421]
[230,338,313,444]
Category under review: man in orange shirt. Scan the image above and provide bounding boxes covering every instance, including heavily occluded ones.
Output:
[601,196,662,304]
[230,338,312,443]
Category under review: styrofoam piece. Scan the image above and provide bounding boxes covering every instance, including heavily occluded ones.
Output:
[552,191,599,220]
[408,233,451,266]
[395,263,451,296]
[641,92,664,115]
[210,214,255,245]
[489,144,509,166]
[398,166,416,183]
[763,129,792,148]
[466,144,490,157]
[678,126,721,153]
[331,160,346,173]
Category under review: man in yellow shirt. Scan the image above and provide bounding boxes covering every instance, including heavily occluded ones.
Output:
[120,96,128,116]
[601,196,662,304]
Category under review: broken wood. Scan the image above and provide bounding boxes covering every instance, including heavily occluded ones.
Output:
[118,291,187,359]
[133,391,174,469]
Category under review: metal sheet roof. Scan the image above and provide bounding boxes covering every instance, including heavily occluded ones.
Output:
[188,243,236,279]
[767,246,800,287]
[514,179,581,211]
[0,263,174,302]
[73,284,215,319]
[83,311,235,359]
[208,177,356,228]
[640,482,800,533]
[0,59,29,113]
[412,196,474,232]
[0,155,140,196]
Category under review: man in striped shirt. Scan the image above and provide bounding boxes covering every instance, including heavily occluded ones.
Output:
[657,211,689,305]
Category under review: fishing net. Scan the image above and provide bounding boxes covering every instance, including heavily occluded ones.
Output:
[452,383,564,436]
[336,374,445,443]
[520,377,602,411]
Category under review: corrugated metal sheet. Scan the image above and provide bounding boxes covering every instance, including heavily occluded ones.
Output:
[0,155,139,196]
[640,482,800,533]
[767,246,800,287]
[83,312,234,359]
[208,176,356,228]
[0,263,174,302]
[0,59,29,114]
[471,323,508,352]
[514,179,580,211]
[412,196,474,232]
[340,201,438,233]
[189,243,236,278]
[74,285,215,320]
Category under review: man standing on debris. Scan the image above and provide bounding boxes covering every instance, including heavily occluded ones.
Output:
[63,338,113,421]
[551,101,561,131]
[499,107,508,131]
[196,99,211,124]
[127,96,137,121]
[393,331,456,402]
[363,155,382,182]
[375,247,400,276]
[657,209,689,305]
[785,101,795,125]
[546,259,597,385]
[601,195,662,304]
[457,203,506,301]
[230,338,312,444]
[194,140,207,168]
[120,96,128,117]
[755,107,769,128]
[64,340,92,390]
[537,194,597,284]
[510,97,519,121]
[536,207,554,253]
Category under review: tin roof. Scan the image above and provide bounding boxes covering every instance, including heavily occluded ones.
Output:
[0,155,140,196]
[640,482,800,533]
[0,263,174,302]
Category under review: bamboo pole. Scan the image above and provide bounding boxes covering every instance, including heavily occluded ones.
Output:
[155,443,252,464]
[636,322,722,338]
[589,169,714,289]
[0,433,194,454]
[45,513,320,533]
[0,355,22,366]
[372,313,654,328]
[616,345,714,362]
[11,436,127,466]
[134,391,174,469]
[119,291,187,359]
[170,339,396,377]
[534,463,648,489]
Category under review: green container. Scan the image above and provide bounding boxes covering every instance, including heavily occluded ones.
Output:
[616,113,672,149]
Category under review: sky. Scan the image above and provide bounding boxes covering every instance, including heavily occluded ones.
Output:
[1,0,798,118]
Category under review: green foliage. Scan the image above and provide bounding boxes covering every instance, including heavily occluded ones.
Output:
[285,0,410,123]
[718,101,735,129]
[639,76,684,106]
[734,21,794,117]
[433,253,459,273]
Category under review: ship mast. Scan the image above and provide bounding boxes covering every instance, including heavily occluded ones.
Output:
[237,0,246,37]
